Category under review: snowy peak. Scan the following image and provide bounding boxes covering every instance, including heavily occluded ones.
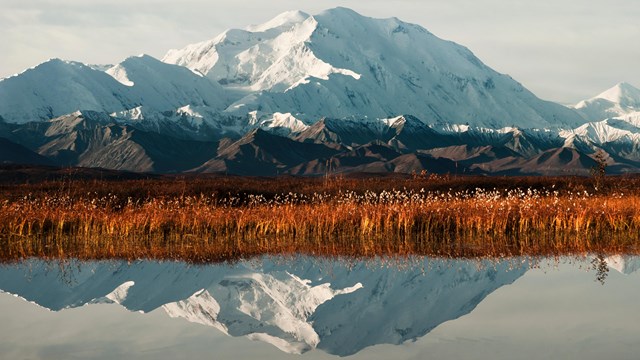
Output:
[2,7,588,130]
[560,118,640,145]
[574,82,640,122]
[164,11,359,93]
[23,58,91,75]
[163,7,584,128]
[318,6,359,16]
[163,13,316,87]
[0,58,136,123]
[313,6,434,41]
[594,82,640,108]
[246,10,310,32]
[106,54,229,111]
[0,54,230,124]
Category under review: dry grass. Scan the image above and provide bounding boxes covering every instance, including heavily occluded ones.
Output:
[1,175,640,262]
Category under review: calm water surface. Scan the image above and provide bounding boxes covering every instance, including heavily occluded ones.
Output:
[0,255,638,359]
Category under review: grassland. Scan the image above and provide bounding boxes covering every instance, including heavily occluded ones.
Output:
[1,168,640,262]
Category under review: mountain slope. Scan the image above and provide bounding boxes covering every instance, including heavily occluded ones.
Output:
[0,137,53,165]
[106,54,230,112]
[164,7,585,129]
[0,59,138,124]
[573,82,640,122]
[476,147,598,176]
[5,111,220,172]
[0,55,230,125]
[194,128,340,175]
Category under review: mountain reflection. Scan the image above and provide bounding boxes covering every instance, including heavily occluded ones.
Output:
[0,255,635,356]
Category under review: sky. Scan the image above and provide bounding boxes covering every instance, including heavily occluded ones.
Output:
[1,0,639,104]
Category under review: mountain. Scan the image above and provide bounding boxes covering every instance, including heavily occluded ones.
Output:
[294,115,447,151]
[194,128,341,175]
[574,82,640,122]
[295,118,388,147]
[164,7,585,129]
[425,144,520,169]
[0,59,137,124]
[0,137,53,165]
[106,54,230,114]
[0,257,528,355]
[386,115,451,150]
[290,142,404,175]
[563,83,640,149]
[0,110,616,176]
[3,8,640,175]
[548,83,640,172]
[0,55,230,125]
[4,111,220,172]
[475,147,599,176]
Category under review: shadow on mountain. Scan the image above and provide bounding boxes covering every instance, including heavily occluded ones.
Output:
[194,128,341,175]
[0,137,53,166]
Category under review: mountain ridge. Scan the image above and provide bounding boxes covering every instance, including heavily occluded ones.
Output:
[164,7,585,129]
[1,8,640,175]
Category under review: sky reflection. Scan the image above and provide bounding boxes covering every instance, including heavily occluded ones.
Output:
[0,255,638,359]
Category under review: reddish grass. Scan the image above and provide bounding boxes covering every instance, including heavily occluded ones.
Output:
[1,174,639,262]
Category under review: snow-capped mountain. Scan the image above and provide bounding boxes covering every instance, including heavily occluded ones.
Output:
[3,8,640,175]
[559,83,640,154]
[0,55,230,125]
[164,7,584,129]
[574,82,640,122]
[561,119,640,145]
[105,54,230,112]
[0,257,527,355]
[0,59,137,124]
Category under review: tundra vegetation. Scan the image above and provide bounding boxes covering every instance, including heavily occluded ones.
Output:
[1,170,639,262]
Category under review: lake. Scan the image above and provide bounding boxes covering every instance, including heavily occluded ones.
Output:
[0,255,638,359]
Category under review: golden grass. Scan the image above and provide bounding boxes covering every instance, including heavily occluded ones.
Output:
[1,176,640,262]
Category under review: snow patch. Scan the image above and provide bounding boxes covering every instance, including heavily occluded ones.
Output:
[163,289,228,334]
[105,64,135,86]
[112,106,145,121]
[260,112,309,133]
[105,281,135,304]
[246,10,311,32]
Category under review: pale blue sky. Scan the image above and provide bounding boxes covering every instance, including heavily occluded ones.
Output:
[2,0,639,103]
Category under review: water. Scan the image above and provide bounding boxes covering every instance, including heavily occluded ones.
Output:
[0,255,638,359]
